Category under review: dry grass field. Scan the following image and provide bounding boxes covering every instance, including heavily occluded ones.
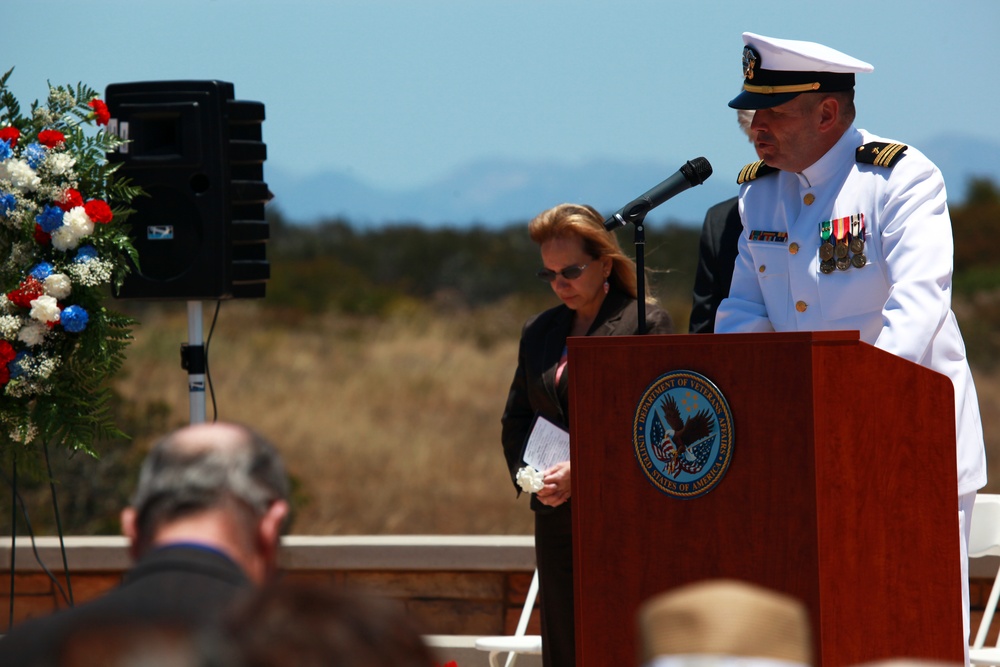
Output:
[99,294,1000,538]
[114,299,540,536]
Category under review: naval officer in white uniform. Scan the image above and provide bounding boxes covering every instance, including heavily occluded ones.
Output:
[715,32,986,658]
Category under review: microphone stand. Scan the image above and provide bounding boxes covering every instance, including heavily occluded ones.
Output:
[633,213,648,335]
[609,210,649,334]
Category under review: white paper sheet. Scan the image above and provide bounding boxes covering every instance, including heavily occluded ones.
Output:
[522,415,570,472]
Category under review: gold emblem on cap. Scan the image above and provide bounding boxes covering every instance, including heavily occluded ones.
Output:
[743,82,822,95]
[742,46,758,81]
[804,193,815,206]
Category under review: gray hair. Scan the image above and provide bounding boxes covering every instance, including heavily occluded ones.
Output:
[131,423,290,547]
[737,109,755,142]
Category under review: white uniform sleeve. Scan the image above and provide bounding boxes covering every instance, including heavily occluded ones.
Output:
[872,154,954,364]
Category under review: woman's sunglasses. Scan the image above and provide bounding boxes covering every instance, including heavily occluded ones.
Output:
[536,263,589,282]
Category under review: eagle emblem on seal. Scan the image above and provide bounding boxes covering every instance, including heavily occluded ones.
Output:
[649,394,716,478]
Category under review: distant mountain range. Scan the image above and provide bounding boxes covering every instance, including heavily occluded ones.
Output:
[266,134,1000,228]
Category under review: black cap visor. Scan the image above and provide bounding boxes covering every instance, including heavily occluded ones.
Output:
[729,89,802,110]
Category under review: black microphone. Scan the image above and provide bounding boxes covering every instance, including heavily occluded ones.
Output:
[604,157,713,230]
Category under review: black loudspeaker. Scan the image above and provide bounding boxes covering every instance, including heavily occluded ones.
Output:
[106,80,270,300]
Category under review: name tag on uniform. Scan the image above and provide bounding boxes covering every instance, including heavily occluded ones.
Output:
[748,230,788,243]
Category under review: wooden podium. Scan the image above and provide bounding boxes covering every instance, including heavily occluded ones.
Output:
[567,331,963,667]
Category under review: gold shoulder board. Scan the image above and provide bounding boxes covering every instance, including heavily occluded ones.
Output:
[856,142,908,168]
[737,160,779,184]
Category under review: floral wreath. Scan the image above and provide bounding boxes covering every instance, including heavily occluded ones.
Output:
[0,68,141,461]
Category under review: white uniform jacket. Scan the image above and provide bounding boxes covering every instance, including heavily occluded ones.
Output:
[716,125,987,496]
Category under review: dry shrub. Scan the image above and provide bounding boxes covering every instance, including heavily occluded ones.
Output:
[114,299,537,535]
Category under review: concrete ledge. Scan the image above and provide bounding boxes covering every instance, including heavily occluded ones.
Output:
[1,536,131,571]
[1,535,536,573]
[281,535,536,571]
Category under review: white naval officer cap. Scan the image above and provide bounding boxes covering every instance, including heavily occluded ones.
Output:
[729,32,874,110]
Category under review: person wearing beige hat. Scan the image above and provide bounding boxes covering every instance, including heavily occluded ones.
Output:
[714,32,985,658]
[636,579,812,667]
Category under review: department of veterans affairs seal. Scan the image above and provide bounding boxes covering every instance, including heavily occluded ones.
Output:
[633,370,734,499]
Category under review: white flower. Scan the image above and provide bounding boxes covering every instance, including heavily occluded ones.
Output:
[9,423,37,445]
[0,314,20,340]
[35,354,59,379]
[18,321,48,346]
[516,466,545,493]
[2,159,41,192]
[32,105,60,127]
[51,225,80,251]
[28,294,61,323]
[64,206,94,239]
[8,242,33,266]
[68,258,113,286]
[43,273,72,299]
[46,153,76,176]
[48,89,76,108]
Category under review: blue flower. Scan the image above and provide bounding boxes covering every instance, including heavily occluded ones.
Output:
[0,193,14,216]
[74,245,99,262]
[9,350,30,379]
[0,140,12,161]
[29,262,55,281]
[61,305,89,333]
[24,142,46,169]
[35,204,65,233]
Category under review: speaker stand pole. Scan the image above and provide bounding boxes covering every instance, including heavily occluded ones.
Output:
[182,301,207,424]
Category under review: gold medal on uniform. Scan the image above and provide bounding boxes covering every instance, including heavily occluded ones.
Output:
[833,216,850,260]
[820,258,836,274]
[818,219,834,261]
[851,253,867,268]
[836,257,850,271]
[849,214,865,254]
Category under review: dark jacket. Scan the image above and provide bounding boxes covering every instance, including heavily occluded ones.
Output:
[689,196,742,334]
[500,287,673,504]
[0,544,253,667]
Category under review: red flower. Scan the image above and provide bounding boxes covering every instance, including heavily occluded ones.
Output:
[0,340,15,365]
[0,340,12,385]
[7,277,44,308]
[88,99,110,126]
[37,129,66,148]
[58,188,84,211]
[34,224,51,246]
[84,199,113,224]
[0,126,19,146]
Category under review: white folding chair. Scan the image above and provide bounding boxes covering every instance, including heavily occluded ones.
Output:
[970,494,1000,666]
[475,568,542,667]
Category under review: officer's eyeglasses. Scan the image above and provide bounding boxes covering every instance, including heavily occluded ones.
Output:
[537,263,590,282]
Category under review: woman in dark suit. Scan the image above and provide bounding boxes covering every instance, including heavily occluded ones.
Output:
[501,203,673,667]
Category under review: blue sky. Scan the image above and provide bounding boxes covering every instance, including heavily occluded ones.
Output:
[6,0,1000,195]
